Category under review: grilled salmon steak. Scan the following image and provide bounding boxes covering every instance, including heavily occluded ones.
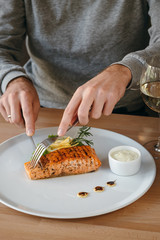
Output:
[24,145,101,180]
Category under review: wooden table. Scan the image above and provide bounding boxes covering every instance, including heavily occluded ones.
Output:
[0,108,160,240]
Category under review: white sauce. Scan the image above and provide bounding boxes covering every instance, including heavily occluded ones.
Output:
[111,149,139,162]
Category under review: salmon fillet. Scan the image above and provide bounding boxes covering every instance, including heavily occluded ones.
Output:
[24,145,101,180]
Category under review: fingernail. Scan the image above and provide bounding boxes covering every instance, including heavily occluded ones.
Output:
[27,129,34,136]
[57,128,64,136]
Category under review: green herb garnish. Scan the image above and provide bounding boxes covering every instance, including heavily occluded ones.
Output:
[71,126,93,146]
[48,134,58,138]
[42,149,50,156]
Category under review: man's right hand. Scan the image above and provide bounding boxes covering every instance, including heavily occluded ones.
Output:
[0,77,40,136]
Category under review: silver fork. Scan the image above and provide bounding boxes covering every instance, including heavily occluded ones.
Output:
[30,119,79,168]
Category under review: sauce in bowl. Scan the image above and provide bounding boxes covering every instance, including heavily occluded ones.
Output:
[108,146,141,176]
[111,149,139,162]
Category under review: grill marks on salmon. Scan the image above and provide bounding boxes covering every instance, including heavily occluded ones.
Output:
[24,145,101,180]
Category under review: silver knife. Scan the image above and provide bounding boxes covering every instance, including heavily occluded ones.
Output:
[30,136,37,149]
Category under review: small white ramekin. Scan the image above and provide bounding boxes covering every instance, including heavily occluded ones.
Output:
[108,145,141,176]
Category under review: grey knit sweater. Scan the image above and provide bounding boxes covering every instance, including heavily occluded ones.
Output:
[0,0,160,110]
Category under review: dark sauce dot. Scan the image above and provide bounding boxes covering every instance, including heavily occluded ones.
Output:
[77,192,89,198]
[94,186,104,192]
[106,180,116,187]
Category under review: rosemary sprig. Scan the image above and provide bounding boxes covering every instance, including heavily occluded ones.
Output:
[71,126,93,147]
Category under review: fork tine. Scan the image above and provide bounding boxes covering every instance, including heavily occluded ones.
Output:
[32,144,45,159]
[32,146,45,163]
[31,144,44,162]
[30,144,46,167]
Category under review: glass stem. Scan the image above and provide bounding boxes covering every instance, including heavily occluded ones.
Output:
[154,114,160,152]
[156,136,160,147]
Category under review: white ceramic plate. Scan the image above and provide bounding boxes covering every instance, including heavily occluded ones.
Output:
[0,127,156,219]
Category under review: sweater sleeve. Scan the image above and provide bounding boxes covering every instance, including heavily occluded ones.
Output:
[112,0,160,90]
[0,0,30,94]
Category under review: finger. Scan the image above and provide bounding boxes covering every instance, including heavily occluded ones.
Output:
[89,90,107,119]
[89,100,104,120]
[70,112,78,125]
[103,96,117,116]
[8,96,25,128]
[0,104,10,122]
[58,93,82,136]
[77,88,94,125]
[2,100,12,123]
[104,87,122,115]
[20,95,35,136]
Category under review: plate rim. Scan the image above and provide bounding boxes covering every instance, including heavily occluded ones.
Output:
[0,126,156,219]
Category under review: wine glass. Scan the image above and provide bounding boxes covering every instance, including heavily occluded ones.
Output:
[140,56,160,158]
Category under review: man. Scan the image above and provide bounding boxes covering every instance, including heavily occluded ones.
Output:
[0,0,160,136]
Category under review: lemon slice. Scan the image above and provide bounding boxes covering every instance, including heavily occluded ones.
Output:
[47,136,77,152]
